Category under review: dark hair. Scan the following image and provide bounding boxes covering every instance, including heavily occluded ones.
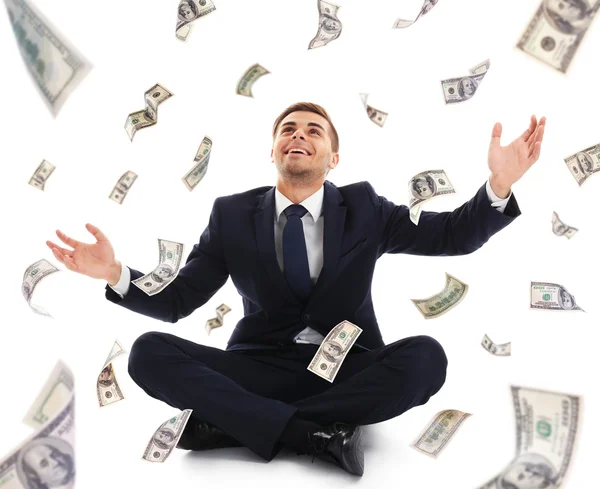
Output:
[272,102,339,153]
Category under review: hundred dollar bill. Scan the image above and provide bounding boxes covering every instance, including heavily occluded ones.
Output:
[408,169,455,225]
[108,170,138,204]
[475,386,581,489]
[410,409,472,459]
[28,159,55,191]
[359,93,387,127]
[564,142,600,186]
[23,359,75,429]
[392,0,439,28]
[0,360,76,489]
[516,0,600,74]
[308,0,343,49]
[551,211,578,239]
[175,0,216,41]
[97,340,126,407]
[205,303,231,335]
[182,136,212,191]
[143,409,192,463]
[22,258,59,317]
[236,63,270,97]
[530,281,584,311]
[307,320,362,383]
[3,0,92,117]
[132,239,185,296]
[411,272,468,319]
[441,59,490,104]
[125,83,173,141]
[481,334,511,356]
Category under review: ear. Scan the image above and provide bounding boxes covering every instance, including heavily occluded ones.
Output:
[329,152,339,169]
[270,148,274,162]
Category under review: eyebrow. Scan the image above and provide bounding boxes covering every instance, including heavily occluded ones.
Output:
[280,121,325,133]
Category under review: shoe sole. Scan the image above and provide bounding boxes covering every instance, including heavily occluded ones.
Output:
[341,425,364,476]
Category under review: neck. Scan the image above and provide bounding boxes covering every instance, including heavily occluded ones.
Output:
[276,177,324,204]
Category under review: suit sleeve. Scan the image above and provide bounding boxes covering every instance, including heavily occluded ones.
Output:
[104,197,229,323]
[367,181,521,256]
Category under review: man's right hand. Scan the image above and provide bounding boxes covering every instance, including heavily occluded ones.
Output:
[46,223,122,285]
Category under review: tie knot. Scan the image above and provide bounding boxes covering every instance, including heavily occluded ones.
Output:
[285,204,308,219]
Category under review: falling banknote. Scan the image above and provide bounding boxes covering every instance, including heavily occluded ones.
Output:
[182,136,212,191]
[0,360,76,489]
[517,0,600,73]
[307,320,362,383]
[109,170,138,204]
[125,83,173,141]
[408,169,455,225]
[530,281,585,311]
[236,63,270,97]
[392,0,439,29]
[410,409,472,459]
[481,334,511,356]
[22,258,59,317]
[441,59,490,104]
[175,0,216,41]
[308,0,343,49]
[411,272,468,319]
[564,142,600,186]
[28,159,55,191]
[359,93,388,127]
[551,211,578,239]
[97,340,127,407]
[132,239,185,296]
[475,386,581,489]
[206,303,231,335]
[3,0,92,116]
[143,409,192,463]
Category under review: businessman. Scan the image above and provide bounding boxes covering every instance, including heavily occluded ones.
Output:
[46,102,546,476]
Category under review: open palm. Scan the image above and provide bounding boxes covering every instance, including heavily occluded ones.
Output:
[488,115,546,192]
[45,223,116,280]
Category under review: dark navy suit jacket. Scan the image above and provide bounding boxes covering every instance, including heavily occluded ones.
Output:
[105,180,521,352]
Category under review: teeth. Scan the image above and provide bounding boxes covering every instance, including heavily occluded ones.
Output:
[289,148,308,155]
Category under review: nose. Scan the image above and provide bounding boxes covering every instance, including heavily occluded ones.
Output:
[292,129,306,140]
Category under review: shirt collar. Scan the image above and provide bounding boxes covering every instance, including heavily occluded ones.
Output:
[275,184,324,223]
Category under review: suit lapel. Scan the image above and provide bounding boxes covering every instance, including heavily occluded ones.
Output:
[253,180,346,305]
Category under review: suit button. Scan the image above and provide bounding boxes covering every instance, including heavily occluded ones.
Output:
[303,313,310,321]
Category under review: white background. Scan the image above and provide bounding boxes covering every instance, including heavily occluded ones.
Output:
[0,0,598,487]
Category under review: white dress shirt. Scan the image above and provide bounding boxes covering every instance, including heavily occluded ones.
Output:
[110,177,511,345]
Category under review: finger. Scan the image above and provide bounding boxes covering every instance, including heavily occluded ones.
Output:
[529,124,545,154]
[490,122,502,148]
[50,246,67,265]
[529,141,541,163]
[63,254,79,272]
[56,229,80,249]
[46,241,72,256]
[521,115,537,142]
[86,223,109,243]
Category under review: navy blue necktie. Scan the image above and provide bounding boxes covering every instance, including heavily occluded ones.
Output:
[283,205,312,302]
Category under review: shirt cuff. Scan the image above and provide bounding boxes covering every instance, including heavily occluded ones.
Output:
[486,177,511,214]
[109,264,130,297]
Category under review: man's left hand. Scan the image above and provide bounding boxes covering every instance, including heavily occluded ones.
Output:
[487,115,546,198]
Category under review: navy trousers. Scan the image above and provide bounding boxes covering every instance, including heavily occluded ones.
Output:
[128,332,447,461]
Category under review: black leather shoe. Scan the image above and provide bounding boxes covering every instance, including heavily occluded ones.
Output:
[176,418,243,451]
[305,422,364,476]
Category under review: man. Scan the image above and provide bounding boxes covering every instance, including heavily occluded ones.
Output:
[498,454,557,489]
[410,174,436,199]
[17,437,75,489]
[459,77,478,99]
[46,102,546,476]
[543,0,594,35]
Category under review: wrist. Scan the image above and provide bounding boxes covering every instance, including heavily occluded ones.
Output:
[490,175,511,199]
[107,261,122,286]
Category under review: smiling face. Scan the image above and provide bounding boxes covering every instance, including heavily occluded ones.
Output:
[271,111,338,184]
